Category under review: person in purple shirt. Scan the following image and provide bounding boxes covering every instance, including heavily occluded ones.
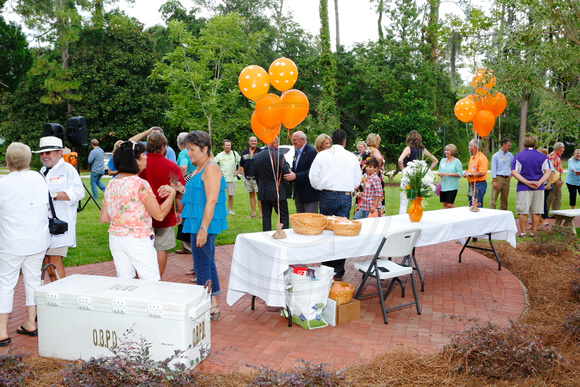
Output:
[511,136,552,237]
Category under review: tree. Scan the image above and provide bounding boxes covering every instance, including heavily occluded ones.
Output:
[70,13,170,149]
[0,2,33,93]
[151,13,267,142]
[317,0,339,130]
[13,0,116,115]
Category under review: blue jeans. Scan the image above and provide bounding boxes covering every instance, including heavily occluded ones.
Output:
[190,233,220,296]
[319,191,353,277]
[468,181,487,208]
[90,172,106,199]
[353,209,369,219]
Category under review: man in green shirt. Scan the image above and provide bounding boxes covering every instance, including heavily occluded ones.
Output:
[214,139,241,215]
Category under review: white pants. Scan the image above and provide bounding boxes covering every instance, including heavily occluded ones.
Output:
[0,251,45,313]
[109,234,160,281]
[399,191,409,215]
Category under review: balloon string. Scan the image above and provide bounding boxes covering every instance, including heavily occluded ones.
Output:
[267,146,283,227]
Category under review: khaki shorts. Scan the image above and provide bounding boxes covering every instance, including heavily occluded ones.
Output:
[46,246,68,257]
[226,182,236,196]
[516,190,544,214]
[243,177,258,193]
[153,226,176,251]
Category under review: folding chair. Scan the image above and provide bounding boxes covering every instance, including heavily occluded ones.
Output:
[353,227,422,324]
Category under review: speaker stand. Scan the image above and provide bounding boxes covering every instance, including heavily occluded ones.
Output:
[78,180,101,212]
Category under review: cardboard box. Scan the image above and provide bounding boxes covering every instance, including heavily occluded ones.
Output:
[35,275,210,369]
[336,299,360,324]
[322,298,360,325]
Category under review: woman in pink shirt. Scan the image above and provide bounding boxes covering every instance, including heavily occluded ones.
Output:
[100,141,176,280]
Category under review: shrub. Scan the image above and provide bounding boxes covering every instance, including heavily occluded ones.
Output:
[59,331,209,386]
[563,309,580,339]
[445,319,565,380]
[248,360,348,386]
[525,232,576,256]
[0,350,31,386]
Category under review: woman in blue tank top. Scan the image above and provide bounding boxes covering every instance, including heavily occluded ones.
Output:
[172,131,227,321]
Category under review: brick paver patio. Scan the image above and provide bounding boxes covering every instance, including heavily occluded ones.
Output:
[1,240,526,373]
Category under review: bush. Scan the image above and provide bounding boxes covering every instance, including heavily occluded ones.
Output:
[445,319,565,380]
[525,231,576,256]
[59,331,209,386]
[563,309,580,339]
[0,351,31,385]
[249,360,348,386]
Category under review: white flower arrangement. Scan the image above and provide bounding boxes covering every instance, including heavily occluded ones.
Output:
[400,159,436,199]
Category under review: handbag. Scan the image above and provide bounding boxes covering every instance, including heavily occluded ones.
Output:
[435,182,441,196]
[48,192,68,235]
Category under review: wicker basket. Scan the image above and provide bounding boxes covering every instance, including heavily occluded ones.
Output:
[289,213,327,235]
[329,281,355,305]
[332,220,362,236]
[325,216,337,230]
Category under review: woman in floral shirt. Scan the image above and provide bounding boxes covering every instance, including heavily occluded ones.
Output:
[100,141,176,281]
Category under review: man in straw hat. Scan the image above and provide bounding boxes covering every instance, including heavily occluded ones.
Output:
[33,136,85,281]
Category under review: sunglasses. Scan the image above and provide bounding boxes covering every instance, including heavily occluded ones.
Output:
[39,151,55,155]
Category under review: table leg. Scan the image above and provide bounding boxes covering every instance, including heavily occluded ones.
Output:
[459,233,502,270]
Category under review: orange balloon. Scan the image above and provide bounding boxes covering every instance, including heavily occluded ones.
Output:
[472,110,495,137]
[238,65,270,101]
[268,58,298,92]
[281,89,309,129]
[255,93,284,129]
[251,112,280,144]
[454,98,477,123]
[491,92,507,117]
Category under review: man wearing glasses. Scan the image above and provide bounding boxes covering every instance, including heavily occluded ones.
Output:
[34,136,85,281]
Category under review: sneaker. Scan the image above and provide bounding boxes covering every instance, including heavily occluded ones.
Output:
[228,210,235,215]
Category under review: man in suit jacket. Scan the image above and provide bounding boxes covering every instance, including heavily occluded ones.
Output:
[253,136,290,231]
[284,131,320,213]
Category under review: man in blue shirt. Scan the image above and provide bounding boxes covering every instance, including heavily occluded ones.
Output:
[490,138,513,210]
[87,139,106,199]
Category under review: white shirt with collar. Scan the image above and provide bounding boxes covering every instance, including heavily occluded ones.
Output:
[41,158,86,248]
[309,144,362,192]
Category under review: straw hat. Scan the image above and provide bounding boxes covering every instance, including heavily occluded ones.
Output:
[33,136,66,153]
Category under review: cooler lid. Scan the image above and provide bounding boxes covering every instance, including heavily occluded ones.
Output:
[35,274,209,313]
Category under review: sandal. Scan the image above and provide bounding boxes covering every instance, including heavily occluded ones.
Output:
[184,269,195,276]
[210,305,221,321]
[517,232,527,238]
[538,223,549,231]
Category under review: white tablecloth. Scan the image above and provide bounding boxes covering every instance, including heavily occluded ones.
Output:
[226,207,517,307]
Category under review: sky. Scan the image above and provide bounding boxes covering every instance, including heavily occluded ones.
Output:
[114,0,380,48]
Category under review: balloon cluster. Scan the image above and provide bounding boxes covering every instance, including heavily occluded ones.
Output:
[238,58,309,144]
[454,68,507,138]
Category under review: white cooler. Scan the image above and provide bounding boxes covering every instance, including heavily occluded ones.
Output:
[35,274,211,368]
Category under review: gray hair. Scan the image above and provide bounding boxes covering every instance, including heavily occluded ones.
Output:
[470,138,482,150]
[177,132,189,147]
[6,142,32,171]
[553,142,564,150]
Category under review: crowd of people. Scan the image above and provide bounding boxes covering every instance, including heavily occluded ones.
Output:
[0,126,576,347]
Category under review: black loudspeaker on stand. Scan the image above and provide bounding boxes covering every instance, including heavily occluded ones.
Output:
[66,116,99,212]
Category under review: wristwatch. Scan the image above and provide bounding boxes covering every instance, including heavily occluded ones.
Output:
[200,226,209,232]
[51,192,58,200]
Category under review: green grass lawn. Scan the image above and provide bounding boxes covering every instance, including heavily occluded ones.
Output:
[66,170,573,268]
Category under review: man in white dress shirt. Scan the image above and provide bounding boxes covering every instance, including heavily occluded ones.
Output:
[34,136,85,281]
[309,129,362,280]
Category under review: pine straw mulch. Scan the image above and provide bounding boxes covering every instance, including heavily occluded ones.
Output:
[17,231,580,386]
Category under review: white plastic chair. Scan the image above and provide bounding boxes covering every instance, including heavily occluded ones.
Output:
[353,227,422,324]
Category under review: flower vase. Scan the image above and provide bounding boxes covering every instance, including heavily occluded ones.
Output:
[408,197,424,222]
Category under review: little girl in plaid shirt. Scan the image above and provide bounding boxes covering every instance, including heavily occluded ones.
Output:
[354,157,383,219]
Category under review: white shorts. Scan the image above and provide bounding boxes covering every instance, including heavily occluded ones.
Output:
[0,250,45,313]
[109,234,160,281]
